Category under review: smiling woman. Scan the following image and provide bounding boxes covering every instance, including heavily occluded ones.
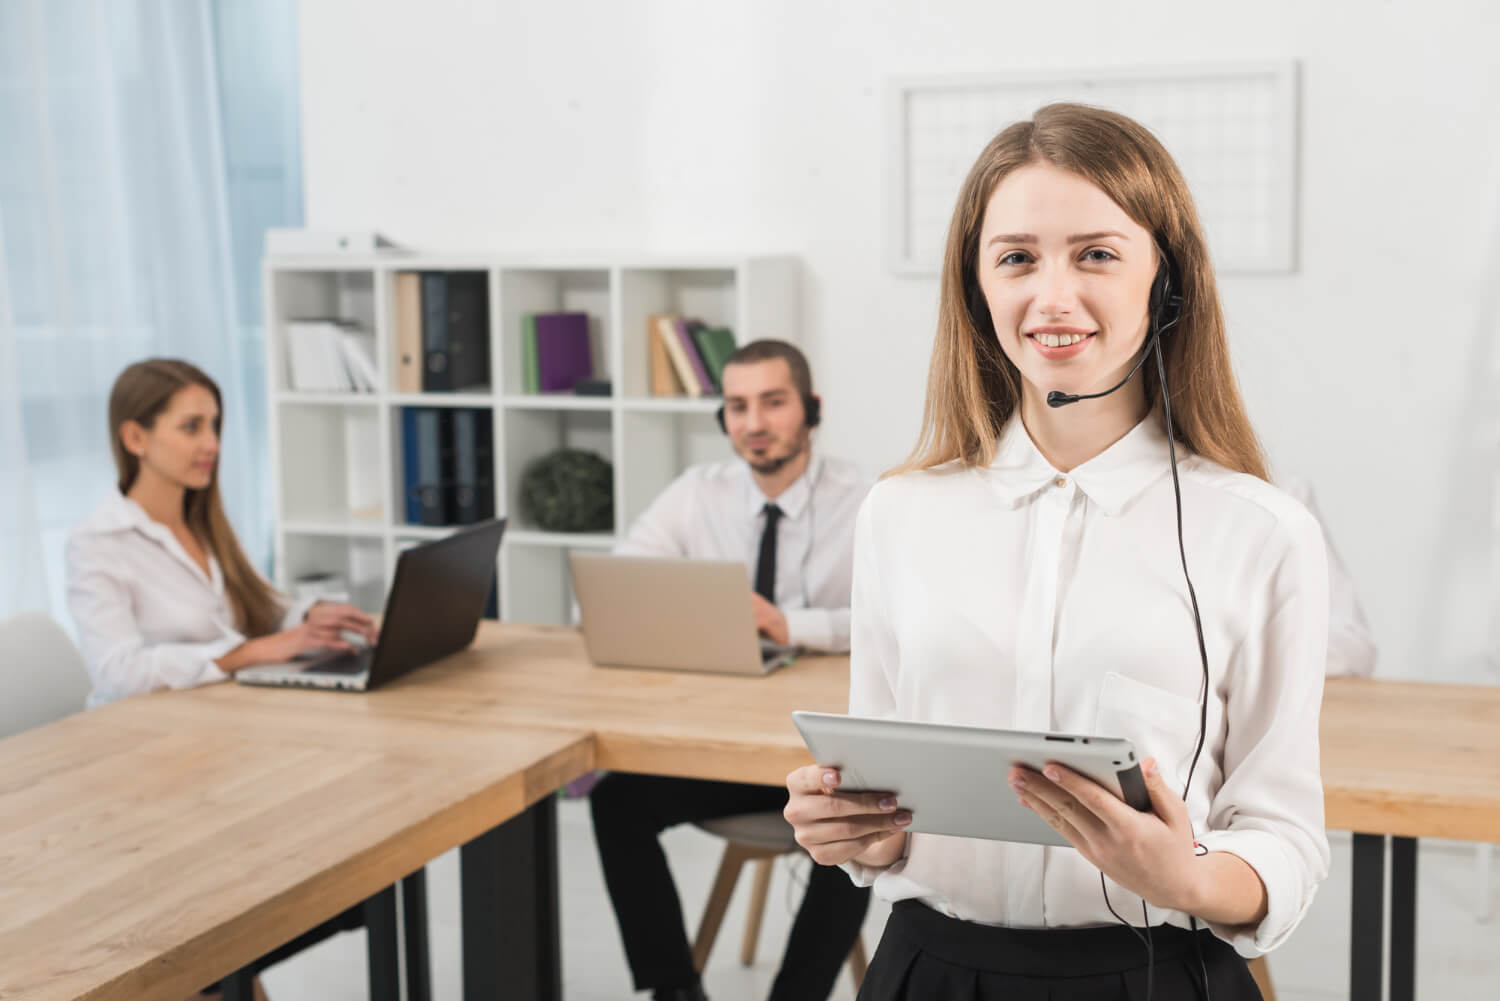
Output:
[783,103,1329,1001]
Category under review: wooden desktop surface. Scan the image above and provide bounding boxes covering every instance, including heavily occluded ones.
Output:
[7,622,1498,1001]
[116,622,1500,841]
[0,699,591,1001]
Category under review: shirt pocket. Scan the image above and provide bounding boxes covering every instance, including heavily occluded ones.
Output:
[1093,671,1203,788]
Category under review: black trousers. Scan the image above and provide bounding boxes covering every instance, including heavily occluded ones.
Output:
[590,773,871,1000]
[859,899,1263,1001]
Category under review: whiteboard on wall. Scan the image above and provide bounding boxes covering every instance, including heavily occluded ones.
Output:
[886,62,1300,276]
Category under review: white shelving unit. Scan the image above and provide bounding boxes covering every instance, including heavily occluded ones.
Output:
[263,253,799,625]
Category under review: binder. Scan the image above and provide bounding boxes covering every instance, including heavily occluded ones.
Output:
[411,408,453,525]
[420,274,451,392]
[445,272,490,391]
[400,408,422,523]
[451,408,495,525]
[394,273,423,392]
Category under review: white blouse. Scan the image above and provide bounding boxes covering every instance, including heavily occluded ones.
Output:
[844,415,1330,958]
[66,492,312,708]
[616,453,871,652]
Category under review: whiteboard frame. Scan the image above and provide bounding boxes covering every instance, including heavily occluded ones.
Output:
[885,61,1301,277]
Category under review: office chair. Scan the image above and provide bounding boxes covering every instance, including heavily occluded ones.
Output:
[690,811,867,990]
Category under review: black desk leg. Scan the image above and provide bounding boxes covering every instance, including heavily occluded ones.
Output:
[1351,833,1385,1001]
[461,796,562,1001]
[219,969,255,1001]
[363,883,401,1001]
[402,867,433,1001]
[1389,836,1418,1001]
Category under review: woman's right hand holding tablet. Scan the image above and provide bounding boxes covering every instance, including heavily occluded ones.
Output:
[784,765,911,868]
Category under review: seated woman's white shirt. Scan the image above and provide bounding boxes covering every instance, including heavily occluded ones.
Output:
[843,415,1330,958]
[67,493,312,708]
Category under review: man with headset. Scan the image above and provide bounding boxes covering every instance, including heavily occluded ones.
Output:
[590,339,873,1001]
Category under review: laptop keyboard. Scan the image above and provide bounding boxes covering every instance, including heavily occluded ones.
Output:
[307,648,373,675]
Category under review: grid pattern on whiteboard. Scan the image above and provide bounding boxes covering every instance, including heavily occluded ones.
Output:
[889,63,1299,276]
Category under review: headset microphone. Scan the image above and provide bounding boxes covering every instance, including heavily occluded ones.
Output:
[1046,256,1182,409]
[1045,337,1158,408]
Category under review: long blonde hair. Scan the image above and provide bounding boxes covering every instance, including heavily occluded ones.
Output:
[894,103,1268,481]
[108,359,284,637]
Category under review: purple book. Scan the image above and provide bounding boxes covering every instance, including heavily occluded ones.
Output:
[673,317,714,395]
[535,312,594,392]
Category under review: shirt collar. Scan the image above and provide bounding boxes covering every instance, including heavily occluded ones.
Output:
[79,490,223,585]
[984,413,1173,517]
[744,452,821,521]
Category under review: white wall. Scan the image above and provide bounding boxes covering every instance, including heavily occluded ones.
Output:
[299,0,1500,683]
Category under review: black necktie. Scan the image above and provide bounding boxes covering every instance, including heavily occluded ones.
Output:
[755,503,783,603]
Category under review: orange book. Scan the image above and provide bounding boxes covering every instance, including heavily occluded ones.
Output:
[653,314,702,397]
[648,315,688,396]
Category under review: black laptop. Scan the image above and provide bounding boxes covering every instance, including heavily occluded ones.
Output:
[236,519,505,691]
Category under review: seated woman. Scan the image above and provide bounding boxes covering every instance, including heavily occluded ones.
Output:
[68,358,375,707]
[66,358,377,999]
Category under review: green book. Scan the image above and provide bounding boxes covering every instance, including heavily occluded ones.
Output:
[688,324,736,393]
[522,313,540,393]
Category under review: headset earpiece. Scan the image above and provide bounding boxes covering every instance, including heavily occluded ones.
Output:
[716,394,821,435]
[1148,246,1185,340]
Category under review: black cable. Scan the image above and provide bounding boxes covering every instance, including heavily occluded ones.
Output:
[1154,334,1214,1001]
[1096,331,1213,1001]
[1099,873,1154,1001]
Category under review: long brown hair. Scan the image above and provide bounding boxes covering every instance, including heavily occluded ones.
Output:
[108,359,284,637]
[894,103,1268,481]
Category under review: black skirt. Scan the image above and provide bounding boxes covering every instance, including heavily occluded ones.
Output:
[858,899,1263,1001]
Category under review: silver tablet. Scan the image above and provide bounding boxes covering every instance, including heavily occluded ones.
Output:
[791,711,1150,848]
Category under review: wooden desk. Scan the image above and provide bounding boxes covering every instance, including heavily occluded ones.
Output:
[11,626,1497,1001]
[0,698,591,1001]
[1321,678,1500,1001]
[130,622,850,788]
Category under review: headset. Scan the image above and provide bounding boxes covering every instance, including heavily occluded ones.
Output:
[715,392,822,434]
[1045,244,1214,1001]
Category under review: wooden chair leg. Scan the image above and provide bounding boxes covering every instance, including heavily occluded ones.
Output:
[251,976,270,1001]
[739,857,775,966]
[1247,955,1276,1001]
[847,935,868,992]
[692,843,753,972]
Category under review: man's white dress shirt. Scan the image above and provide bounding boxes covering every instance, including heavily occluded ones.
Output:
[67,492,313,708]
[844,415,1330,958]
[617,453,870,652]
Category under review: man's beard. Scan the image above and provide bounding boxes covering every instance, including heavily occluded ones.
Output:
[742,426,810,476]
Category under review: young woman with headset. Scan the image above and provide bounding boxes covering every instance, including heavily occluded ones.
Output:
[783,104,1329,1000]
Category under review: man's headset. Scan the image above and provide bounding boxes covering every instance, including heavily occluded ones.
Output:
[715,393,822,434]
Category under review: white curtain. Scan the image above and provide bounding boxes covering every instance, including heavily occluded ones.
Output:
[0,0,301,623]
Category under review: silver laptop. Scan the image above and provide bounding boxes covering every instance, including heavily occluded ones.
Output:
[568,552,799,675]
[237,519,505,691]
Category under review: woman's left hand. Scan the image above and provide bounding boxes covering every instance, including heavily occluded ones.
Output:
[304,601,378,645]
[1011,757,1201,913]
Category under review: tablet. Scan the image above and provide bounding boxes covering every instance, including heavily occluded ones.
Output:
[791,711,1151,848]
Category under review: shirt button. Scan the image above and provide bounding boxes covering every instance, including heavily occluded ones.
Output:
[1054,476,1068,488]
